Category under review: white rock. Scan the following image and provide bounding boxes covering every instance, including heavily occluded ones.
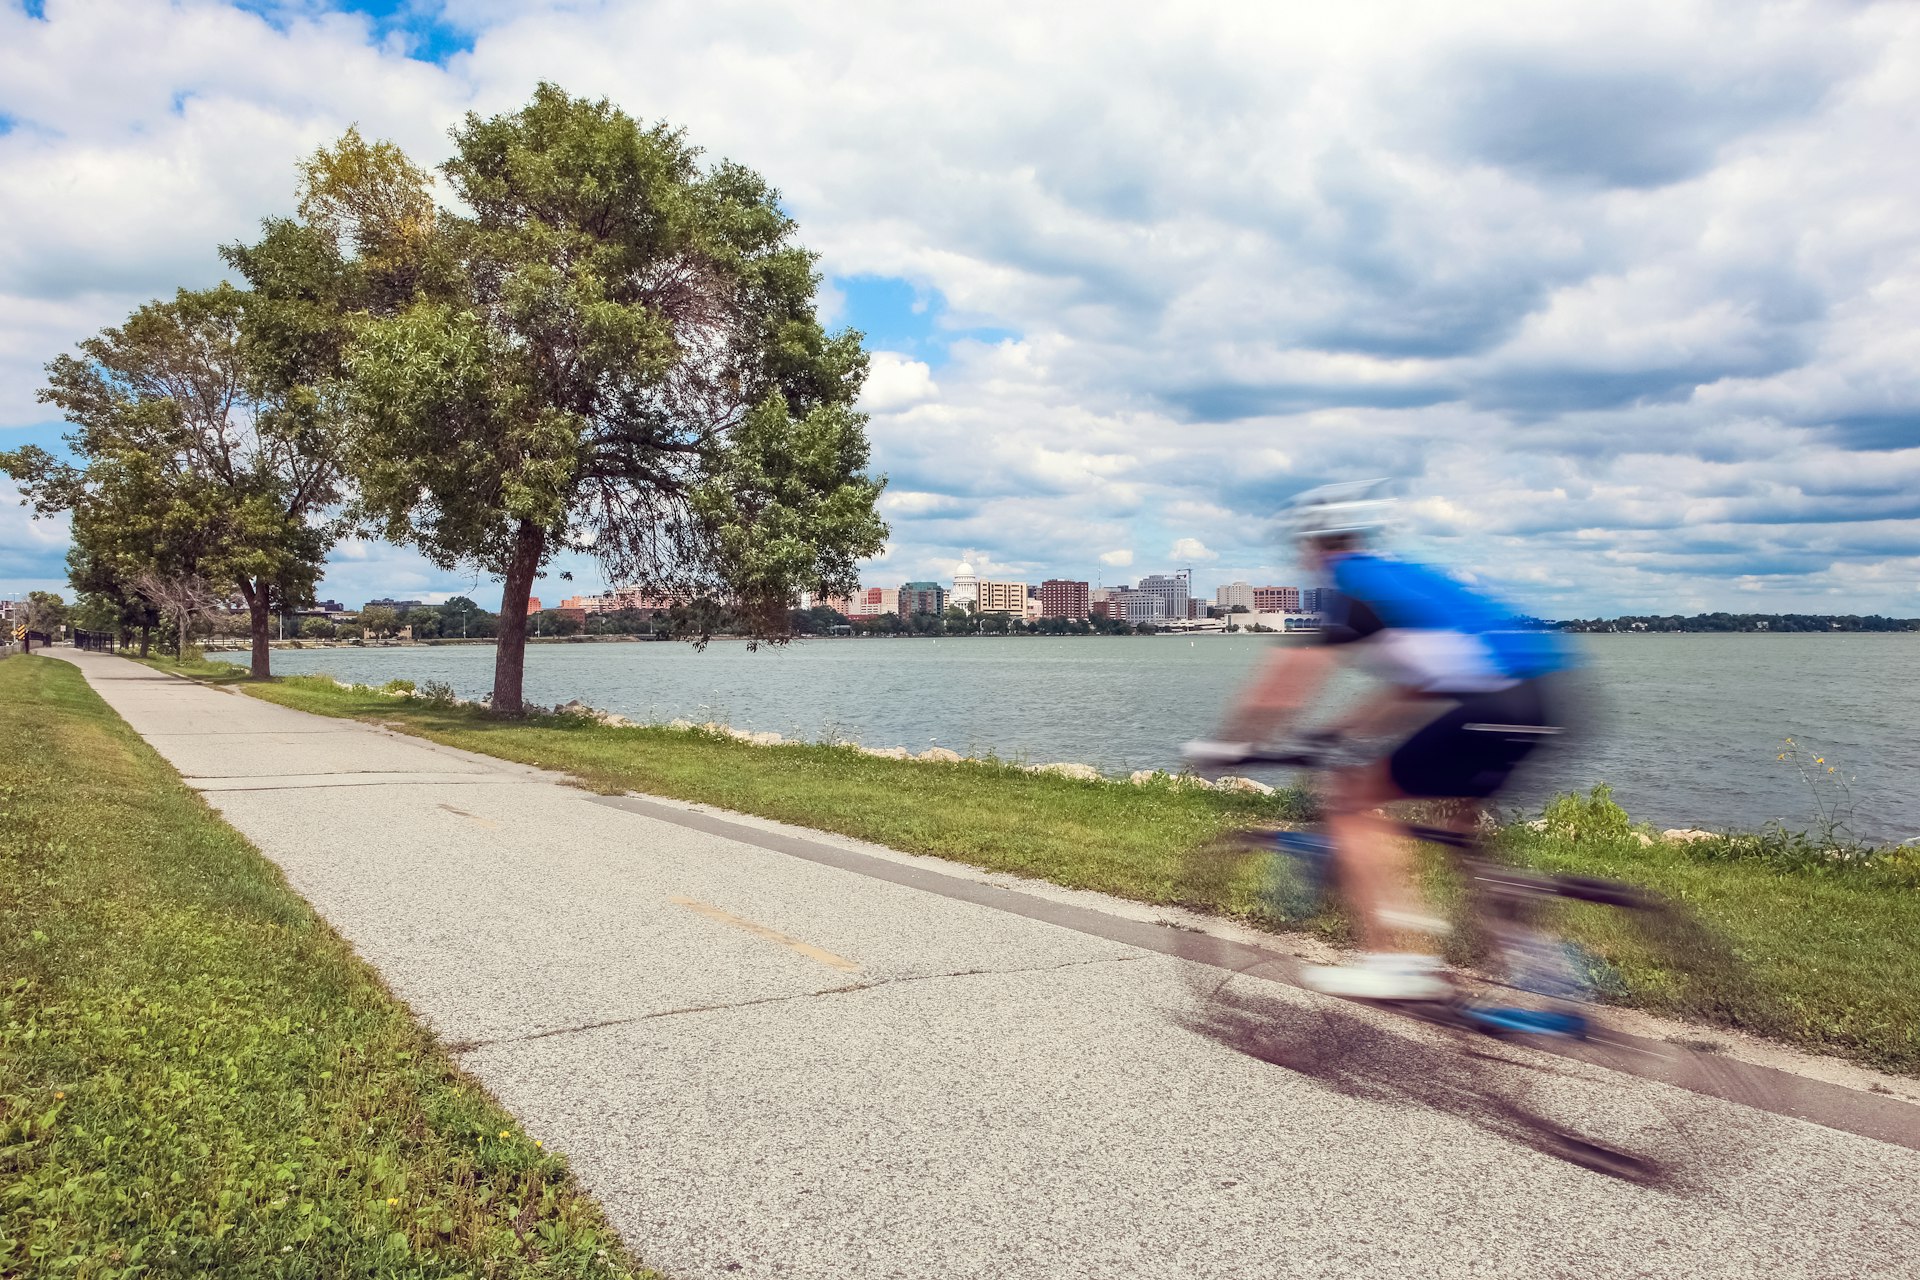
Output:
[596,713,633,728]
[1170,775,1216,791]
[666,718,695,731]
[1663,828,1715,843]
[1028,762,1102,781]
[1129,770,1165,786]
[1633,832,1653,846]
[747,731,784,747]
[857,746,912,760]
[1215,776,1275,795]
[918,747,962,763]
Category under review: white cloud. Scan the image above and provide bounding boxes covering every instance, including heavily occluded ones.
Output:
[857,351,939,412]
[1170,538,1217,562]
[2,0,1919,613]
[1099,548,1135,567]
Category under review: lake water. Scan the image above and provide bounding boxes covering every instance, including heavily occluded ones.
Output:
[225,634,1920,843]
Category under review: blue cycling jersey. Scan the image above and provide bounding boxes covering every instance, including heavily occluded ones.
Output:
[1321,553,1570,694]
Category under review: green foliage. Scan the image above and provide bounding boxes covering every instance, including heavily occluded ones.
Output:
[3,281,348,679]
[0,656,653,1276]
[380,678,417,695]
[1539,784,1638,844]
[529,610,583,638]
[304,84,884,709]
[418,681,458,707]
[1560,612,1919,632]
[359,606,399,639]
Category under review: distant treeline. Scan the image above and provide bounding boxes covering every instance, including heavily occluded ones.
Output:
[1556,613,1920,633]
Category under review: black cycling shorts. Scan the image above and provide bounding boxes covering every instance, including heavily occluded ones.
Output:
[1388,678,1559,800]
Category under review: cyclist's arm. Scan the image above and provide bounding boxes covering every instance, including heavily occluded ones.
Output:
[1319,683,1432,740]
[1217,643,1339,743]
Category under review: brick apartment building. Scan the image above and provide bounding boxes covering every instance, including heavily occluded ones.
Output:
[1038,579,1090,619]
[1253,586,1301,612]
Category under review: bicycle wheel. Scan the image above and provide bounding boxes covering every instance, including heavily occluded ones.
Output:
[1172,826,1339,931]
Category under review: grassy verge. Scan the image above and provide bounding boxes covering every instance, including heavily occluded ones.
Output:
[0,655,655,1277]
[233,672,1920,1076]
[129,650,259,684]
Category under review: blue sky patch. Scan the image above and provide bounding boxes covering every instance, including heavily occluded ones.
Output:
[830,275,1018,365]
[233,1,474,64]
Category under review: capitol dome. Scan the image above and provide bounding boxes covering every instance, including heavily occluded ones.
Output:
[954,561,975,577]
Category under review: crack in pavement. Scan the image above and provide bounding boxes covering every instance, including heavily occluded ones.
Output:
[445,951,1152,1054]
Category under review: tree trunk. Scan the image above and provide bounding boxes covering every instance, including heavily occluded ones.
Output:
[490,520,546,716]
[241,578,272,679]
[178,611,190,659]
[139,624,151,657]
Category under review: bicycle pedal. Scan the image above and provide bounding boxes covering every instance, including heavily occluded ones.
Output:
[1462,1006,1589,1038]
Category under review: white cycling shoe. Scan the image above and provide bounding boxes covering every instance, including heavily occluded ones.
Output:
[1301,952,1451,1001]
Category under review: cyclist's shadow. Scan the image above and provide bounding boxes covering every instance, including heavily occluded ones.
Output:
[1172,965,1710,1188]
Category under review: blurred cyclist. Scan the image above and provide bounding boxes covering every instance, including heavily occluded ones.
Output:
[1185,480,1574,1000]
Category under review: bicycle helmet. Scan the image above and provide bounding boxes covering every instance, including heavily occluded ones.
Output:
[1282,478,1397,544]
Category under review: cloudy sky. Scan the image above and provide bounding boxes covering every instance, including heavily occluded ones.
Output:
[3,0,1918,616]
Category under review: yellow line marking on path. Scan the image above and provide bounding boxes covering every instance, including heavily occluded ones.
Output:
[436,803,499,829]
[669,895,862,974]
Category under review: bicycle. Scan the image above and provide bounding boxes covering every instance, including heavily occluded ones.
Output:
[1188,738,1673,1038]
[1175,740,1778,1181]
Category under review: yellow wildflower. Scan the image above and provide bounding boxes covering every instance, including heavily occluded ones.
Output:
[499,1130,510,1139]
[387,1197,398,1207]
[54,1091,64,1099]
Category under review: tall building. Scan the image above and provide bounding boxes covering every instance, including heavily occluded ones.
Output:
[950,560,979,610]
[558,587,693,614]
[975,580,1028,614]
[1121,592,1167,624]
[1215,582,1255,612]
[852,586,899,617]
[899,582,948,615]
[1253,586,1301,612]
[1300,587,1325,613]
[1038,579,1090,620]
[1137,571,1190,622]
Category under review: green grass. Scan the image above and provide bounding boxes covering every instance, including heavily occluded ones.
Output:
[234,671,1920,1077]
[129,651,259,684]
[0,655,656,1278]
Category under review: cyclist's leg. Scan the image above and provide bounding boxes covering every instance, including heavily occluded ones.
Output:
[1303,757,1454,999]
[1323,758,1433,952]
[1303,688,1546,999]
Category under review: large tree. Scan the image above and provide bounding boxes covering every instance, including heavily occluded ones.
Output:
[315,86,887,713]
[3,284,348,678]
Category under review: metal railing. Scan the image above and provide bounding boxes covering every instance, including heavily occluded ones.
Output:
[72,628,116,653]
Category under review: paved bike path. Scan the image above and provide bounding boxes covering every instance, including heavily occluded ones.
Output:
[52,651,1920,1279]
